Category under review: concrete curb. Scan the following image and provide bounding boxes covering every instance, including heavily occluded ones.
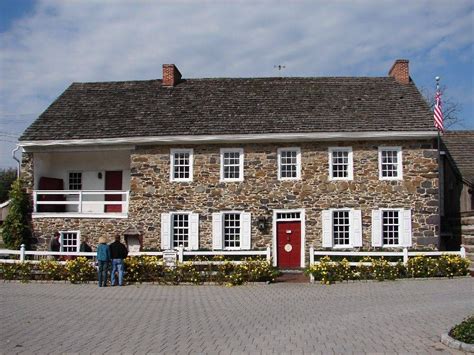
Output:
[441,333,474,353]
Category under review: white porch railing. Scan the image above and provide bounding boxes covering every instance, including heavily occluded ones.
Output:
[33,190,129,217]
[308,246,467,282]
[0,245,272,265]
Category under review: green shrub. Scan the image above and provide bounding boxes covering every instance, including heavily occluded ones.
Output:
[450,316,474,344]
[0,262,31,282]
[38,259,66,281]
[65,257,96,283]
[2,179,31,249]
[305,256,340,284]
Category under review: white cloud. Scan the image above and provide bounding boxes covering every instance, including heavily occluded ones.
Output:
[0,0,473,167]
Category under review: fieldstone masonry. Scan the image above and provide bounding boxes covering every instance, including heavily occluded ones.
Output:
[26,140,439,257]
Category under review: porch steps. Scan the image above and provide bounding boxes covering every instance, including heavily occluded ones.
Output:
[275,270,309,283]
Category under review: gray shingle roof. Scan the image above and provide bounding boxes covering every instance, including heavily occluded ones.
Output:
[442,131,474,185]
[20,77,435,141]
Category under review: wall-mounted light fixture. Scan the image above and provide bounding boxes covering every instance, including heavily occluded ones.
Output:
[98,172,103,179]
[257,216,268,231]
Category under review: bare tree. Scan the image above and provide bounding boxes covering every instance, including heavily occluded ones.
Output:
[421,85,463,129]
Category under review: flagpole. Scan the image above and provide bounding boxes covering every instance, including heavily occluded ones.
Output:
[435,76,442,248]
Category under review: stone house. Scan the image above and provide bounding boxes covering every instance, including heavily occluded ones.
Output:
[18,59,440,268]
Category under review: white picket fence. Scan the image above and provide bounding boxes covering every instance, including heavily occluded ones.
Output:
[308,246,467,282]
[0,244,272,265]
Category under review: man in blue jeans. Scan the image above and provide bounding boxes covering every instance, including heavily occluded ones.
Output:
[109,235,128,286]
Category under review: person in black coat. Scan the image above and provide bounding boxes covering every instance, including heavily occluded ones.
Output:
[109,235,128,286]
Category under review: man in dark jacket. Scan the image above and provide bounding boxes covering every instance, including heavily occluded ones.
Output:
[109,235,128,286]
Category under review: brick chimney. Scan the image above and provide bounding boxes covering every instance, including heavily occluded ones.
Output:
[388,59,410,84]
[162,64,182,87]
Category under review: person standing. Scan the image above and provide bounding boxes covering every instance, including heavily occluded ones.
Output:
[96,237,110,287]
[109,235,128,286]
[80,237,93,259]
[49,232,60,260]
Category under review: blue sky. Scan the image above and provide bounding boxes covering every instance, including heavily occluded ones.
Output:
[0,0,473,169]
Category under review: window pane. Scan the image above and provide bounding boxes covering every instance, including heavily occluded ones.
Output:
[331,150,349,178]
[224,213,241,248]
[61,232,78,252]
[280,150,298,178]
[172,214,189,248]
[69,172,82,190]
[173,152,191,180]
[382,210,399,245]
[222,151,241,180]
[381,150,399,178]
[333,211,350,245]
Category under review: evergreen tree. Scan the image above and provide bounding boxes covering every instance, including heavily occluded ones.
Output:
[2,179,31,249]
[0,168,17,203]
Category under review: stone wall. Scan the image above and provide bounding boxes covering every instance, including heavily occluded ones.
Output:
[28,140,439,253]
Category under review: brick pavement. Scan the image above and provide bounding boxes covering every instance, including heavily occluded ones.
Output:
[0,278,472,354]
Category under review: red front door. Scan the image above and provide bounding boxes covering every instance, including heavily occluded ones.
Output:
[277,221,301,269]
[105,171,122,213]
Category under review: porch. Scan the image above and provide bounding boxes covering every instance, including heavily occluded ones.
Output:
[31,150,131,218]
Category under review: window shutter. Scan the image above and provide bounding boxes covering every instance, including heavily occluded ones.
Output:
[212,213,223,250]
[401,209,412,247]
[322,210,332,248]
[351,210,362,247]
[189,213,199,250]
[241,212,251,250]
[371,210,382,247]
[161,213,171,250]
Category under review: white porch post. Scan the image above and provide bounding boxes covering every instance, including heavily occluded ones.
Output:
[403,247,409,265]
[309,245,314,283]
[460,246,466,258]
[266,245,271,263]
[78,191,82,213]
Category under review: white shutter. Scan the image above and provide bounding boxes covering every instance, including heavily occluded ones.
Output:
[401,209,412,247]
[212,213,223,250]
[241,212,251,250]
[161,213,171,250]
[351,209,362,247]
[371,210,382,247]
[189,213,199,250]
[322,210,332,248]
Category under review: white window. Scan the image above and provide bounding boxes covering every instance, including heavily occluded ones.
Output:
[161,212,199,250]
[321,209,362,248]
[371,209,412,247]
[328,147,353,180]
[68,172,82,190]
[212,211,251,250]
[220,148,244,181]
[170,149,193,182]
[59,231,80,252]
[277,147,301,180]
[379,147,403,180]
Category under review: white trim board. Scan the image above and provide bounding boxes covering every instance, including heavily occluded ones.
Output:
[20,131,438,150]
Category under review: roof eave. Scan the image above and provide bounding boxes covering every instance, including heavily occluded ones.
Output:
[19,131,438,150]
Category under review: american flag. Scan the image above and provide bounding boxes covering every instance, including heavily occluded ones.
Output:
[434,90,444,132]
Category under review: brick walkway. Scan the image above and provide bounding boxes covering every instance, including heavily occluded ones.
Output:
[0,278,472,354]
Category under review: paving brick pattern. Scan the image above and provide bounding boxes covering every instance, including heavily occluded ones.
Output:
[0,278,472,354]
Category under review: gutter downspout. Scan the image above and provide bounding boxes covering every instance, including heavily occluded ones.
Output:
[12,145,21,178]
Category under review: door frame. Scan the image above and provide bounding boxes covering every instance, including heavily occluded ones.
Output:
[272,209,305,268]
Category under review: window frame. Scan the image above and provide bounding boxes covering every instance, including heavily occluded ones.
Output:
[68,171,83,190]
[220,148,244,182]
[170,148,194,182]
[328,147,353,181]
[222,211,243,250]
[330,209,352,248]
[380,208,403,248]
[170,212,191,249]
[59,231,80,252]
[277,147,301,181]
[378,146,403,180]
